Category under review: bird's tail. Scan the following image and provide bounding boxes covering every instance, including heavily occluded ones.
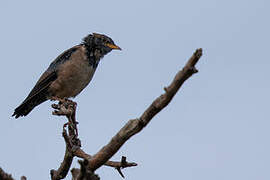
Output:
[12,89,48,118]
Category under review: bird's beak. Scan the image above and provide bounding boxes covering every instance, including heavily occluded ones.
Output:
[106,43,122,50]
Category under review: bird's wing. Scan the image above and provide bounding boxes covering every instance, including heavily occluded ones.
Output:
[23,45,80,102]
[22,70,57,103]
[47,45,80,71]
[13,70,58,118]
[13,45,81,118]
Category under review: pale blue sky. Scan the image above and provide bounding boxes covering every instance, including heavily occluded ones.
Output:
[0,0,269,179]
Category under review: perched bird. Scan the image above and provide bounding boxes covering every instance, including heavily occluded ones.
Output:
[13,33,121,118]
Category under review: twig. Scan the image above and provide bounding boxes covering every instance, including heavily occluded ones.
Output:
[0,168,14,180]
[0,167,27,180]
[74,149,137,169]
[74,149,137,177]
[21,176,27,180]
[115,156,131,178]
[86,48,203,171]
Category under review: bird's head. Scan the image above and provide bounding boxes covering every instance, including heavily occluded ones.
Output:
[83,33,121,59]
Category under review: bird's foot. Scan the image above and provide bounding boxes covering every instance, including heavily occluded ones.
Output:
[52,102,72,116]
[51,97,77,116]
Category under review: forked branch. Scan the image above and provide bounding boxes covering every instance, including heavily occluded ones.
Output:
[87,48,203,171]
[50,99,137,179]
[50,48,203,179]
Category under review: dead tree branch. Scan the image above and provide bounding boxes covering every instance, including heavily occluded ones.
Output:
[0,168,14,180]
[3,49,202,180]
[51,48,202,179]
[87,48,203,171]
[50,99,80,180]
[50,99,137,179]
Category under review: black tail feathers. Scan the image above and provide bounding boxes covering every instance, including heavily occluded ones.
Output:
[12,92,48,118]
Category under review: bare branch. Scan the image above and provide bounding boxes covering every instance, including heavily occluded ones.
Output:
[74,149,137,169]
[20,176,27,180]
[0,168,27,180]
[51,49,202,179]
[50,99,136,179]
[50,99,80,180]
[114,156,133,178]
[74,148,137,178]
[71,160,100,180]
[50,136,74,180]
[87,48,203,171]
[4,49,203,179]
[0,168,14,180]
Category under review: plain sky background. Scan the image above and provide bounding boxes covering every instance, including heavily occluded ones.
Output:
[0,0,269,179]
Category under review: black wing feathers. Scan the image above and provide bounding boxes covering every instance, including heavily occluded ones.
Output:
[12,46,79,118]
[12,71,57,118]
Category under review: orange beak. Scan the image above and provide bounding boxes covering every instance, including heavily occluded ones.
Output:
[106,43,122,50]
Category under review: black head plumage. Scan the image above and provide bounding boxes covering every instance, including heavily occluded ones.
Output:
[83,33,121,58]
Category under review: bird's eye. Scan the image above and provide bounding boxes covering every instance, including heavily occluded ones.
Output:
[104,41,110,45]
